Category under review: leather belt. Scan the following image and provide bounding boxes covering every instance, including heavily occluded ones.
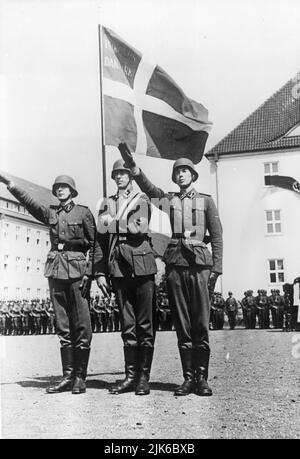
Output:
[170,237,207,248]
[116,235,149,243]
[52,242,86,252]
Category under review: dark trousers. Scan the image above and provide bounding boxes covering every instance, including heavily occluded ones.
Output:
[227,311,236,329]
[112,276,155,347]
[48,278,92,349]
[166,266,210,350]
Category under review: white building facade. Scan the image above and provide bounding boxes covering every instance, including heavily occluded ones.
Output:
[0,174,52,300]
[207,74,300,299]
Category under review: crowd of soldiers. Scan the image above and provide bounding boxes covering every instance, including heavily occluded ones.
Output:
[0,299,56,336]
[1,285,299,336]
[210,287,299,331]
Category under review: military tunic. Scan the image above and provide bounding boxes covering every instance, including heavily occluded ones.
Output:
[97,188,157,347]
[134,170,223,351]
[7,183,104,349]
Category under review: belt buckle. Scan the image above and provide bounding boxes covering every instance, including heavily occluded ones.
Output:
[57,243,65,251]
[118,235,127,242]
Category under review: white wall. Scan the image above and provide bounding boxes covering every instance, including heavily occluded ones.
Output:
[213,149,300,299]
[0,216,50,300]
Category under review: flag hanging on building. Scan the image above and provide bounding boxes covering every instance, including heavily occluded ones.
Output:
[100,26,212,164]
[264,175,300,193]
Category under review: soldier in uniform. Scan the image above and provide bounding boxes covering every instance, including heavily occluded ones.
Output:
[111,293,120,332]
[282,286,293,332]
[105,297,114,333]
[47,300,56,334]
[89,297,97,333]
[11,302,22,335]
[32,301,42,335]
[118,143,223,397]
[98,296,108,332]
[243,290,257,329]
[255,289,270,329]
[6,303,13,335]
[97,159,157,396]
[0,172,103,394]
[21,301,30,335]
[269,289,285,328]
[28,301,35,335]
[0,303,5,335]
[225,291,238,330]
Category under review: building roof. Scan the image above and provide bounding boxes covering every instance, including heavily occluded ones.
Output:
[206,73,300,158]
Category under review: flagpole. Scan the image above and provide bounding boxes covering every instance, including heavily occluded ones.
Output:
[98,24,107,198]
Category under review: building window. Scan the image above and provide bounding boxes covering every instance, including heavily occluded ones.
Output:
[264,162,278,177]
[16,225,20,240]
[16,256,21,262]
[4,264,8,270]
[266,210,282,234]
[4,254,9,261]
[37,288,41,298]
[269,259,284,283]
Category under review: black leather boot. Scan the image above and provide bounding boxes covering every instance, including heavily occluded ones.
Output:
[174,348,194,396]
[109,346,138,394]
[72,348,90,394]
[46,347,74,394]
[135,347,154,396]
[193,347,212,396]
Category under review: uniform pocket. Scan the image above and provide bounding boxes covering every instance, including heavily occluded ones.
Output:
[44,252,58,278]
[132,249,157,276]
[67,252,87,278]
[67,221,84,239]
[194,246,213,266]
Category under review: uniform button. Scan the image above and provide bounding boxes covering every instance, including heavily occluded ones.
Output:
[62,231,65,234]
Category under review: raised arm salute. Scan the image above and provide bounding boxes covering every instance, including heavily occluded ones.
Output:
[0,172,104,395]
[118,143,223,397]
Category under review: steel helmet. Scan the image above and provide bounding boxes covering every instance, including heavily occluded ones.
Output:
[52,175,78,197]
[111,159,132,179]
[171,158,199,183]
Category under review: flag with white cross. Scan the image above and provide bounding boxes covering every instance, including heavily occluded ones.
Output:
[100,26,212,164]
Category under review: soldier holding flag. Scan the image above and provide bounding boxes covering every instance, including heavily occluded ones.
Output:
[118,143,223,397]
[96,159,157,396]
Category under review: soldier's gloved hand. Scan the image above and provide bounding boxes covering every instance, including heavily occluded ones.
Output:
[0,173,10,186]
[96,275,111,298]
[118,143,138,173]
[79,275,92,299]
[208,272,219,298]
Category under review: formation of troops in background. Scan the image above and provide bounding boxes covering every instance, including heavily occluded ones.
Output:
[1,282,299,336]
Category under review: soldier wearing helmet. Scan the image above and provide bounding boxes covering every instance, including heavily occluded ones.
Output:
[118,143,223,397]
[96,159,157,396]
[0,172,104,395]
[225,291,238,330]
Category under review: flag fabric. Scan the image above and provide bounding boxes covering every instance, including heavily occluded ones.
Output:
[293,281,300,323]
[100,26,212,164]
[264,174,300,192]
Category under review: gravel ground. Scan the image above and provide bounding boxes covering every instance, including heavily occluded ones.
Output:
[0,329,299,439]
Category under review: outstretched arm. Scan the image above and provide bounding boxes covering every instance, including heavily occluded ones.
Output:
[0,172,50,224]
[118,143,168,200]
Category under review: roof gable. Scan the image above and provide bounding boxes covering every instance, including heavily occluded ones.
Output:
[206,73,300,158]
[0,171,56,206]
